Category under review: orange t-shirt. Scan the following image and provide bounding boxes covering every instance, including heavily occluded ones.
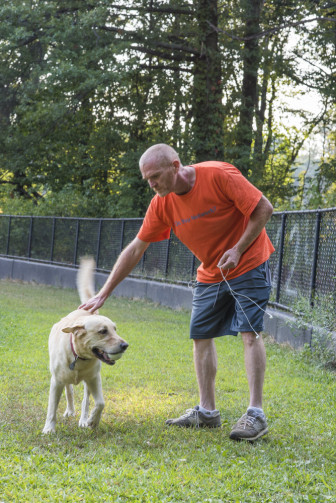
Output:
[137,161,275,283]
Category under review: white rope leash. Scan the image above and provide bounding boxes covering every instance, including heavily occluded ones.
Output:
[218,266,273,339]
[190,266,273,339]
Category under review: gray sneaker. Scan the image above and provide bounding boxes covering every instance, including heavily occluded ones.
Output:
[230,410,268,441]
[165,406,221,428]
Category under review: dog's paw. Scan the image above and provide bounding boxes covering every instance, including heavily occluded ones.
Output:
[63,409,76,418]
[78,418,99,429]
[42,425,56,434]
[87,420,99,428]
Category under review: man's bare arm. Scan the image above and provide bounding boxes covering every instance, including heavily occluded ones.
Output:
[218,195,273,271]
[79,237,150,312]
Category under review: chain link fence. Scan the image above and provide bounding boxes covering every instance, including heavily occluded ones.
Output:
[1,209,335,311]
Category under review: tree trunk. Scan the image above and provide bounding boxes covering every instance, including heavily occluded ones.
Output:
[192,0,224,161]
[234,0,264,176]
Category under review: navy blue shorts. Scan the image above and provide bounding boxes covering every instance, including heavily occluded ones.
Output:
[190,261,272,339]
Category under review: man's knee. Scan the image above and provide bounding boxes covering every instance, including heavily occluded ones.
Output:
[241,331,262,346]
[193,338,216,358]
[193,338,214,349]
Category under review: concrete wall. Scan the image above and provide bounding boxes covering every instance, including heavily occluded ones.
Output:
[0,257,193,311]
[0,257,312,349]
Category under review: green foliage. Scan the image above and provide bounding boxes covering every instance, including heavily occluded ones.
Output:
[222,0,336,207]
[0,0,335,215]
[291,295,336,369]
[1,280,336,501]
[0,184,116,218]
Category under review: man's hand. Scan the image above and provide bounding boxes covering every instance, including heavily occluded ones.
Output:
[78,238,149,313]
[218,196,273,273]
[217,247,241,271]
[79,293,107,313]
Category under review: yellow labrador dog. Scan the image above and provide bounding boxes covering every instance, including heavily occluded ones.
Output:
[43,258,128,434]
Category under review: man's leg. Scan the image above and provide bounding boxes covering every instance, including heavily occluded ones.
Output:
[241,331,266,408]
[230,331,268,441]
[193,338,217,411]
[166,278,229,428]
[165,337,221,428]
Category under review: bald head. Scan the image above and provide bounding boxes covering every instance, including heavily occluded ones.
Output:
[139,144,181,170]
[139,144,184,197]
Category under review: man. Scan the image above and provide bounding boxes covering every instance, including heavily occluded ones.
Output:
[80,143,274,441]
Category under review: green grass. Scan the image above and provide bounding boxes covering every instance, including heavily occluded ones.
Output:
[0,279,335,503]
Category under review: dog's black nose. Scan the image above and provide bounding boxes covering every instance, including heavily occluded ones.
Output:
[120,342,129,351]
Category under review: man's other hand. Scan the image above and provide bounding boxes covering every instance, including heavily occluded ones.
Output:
[217,247,241,271]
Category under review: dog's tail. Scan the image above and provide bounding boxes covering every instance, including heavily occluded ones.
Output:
[77,256,96,304]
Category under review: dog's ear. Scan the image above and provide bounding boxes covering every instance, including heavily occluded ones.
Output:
[62,325,85,333]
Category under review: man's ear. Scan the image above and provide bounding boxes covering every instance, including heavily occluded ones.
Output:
[172,160,180,172]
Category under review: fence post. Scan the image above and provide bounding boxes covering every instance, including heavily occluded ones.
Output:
[190,253,196,281]
[27,217,33,258]
[6,216,11,255]
[119,220,125,253]
[96,219,102,268]
[164,233,171,278]
[310,211,321,307]
[276,213,287,303]
[50,217,56,262]
[74,219,80,266]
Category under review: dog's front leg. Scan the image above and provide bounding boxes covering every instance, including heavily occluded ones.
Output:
[43,377,64,434]
[79,382,91,427]
[64,384,76,418]
[81,375,105,428]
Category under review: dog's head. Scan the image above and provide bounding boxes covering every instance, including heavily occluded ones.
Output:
[62,315,128,365]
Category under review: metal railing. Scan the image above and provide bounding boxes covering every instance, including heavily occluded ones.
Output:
[1,209,336,311]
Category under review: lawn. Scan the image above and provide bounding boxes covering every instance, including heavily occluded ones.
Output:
[0,279,335,502]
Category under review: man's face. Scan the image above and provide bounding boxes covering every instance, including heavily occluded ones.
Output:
[140,161,176,197]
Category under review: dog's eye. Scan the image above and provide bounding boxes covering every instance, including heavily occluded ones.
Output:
[99,328,108,335]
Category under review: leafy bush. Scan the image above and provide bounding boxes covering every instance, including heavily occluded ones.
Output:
[0,185,118,218]
[291,295,336,368]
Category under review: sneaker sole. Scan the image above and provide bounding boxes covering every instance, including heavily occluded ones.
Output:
[230,427,269,441]
[165,421,221,428]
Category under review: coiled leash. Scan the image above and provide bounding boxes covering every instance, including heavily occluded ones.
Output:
[190,265,273,339]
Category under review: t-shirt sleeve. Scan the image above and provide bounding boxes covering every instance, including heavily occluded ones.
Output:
[219,167,262,217]
[137,197,171,242]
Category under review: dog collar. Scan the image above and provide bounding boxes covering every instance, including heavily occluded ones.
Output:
[69,333,88,370]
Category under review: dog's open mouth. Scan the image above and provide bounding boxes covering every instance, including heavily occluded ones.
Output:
[92,348,124,365]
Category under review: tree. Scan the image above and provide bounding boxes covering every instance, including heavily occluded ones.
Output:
[0,0,335,216]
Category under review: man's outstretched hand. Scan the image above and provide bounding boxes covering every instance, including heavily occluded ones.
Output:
[78,293,107,313]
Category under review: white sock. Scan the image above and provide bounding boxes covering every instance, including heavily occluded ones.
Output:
[247,406,265,418]
[198,405,217,415]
